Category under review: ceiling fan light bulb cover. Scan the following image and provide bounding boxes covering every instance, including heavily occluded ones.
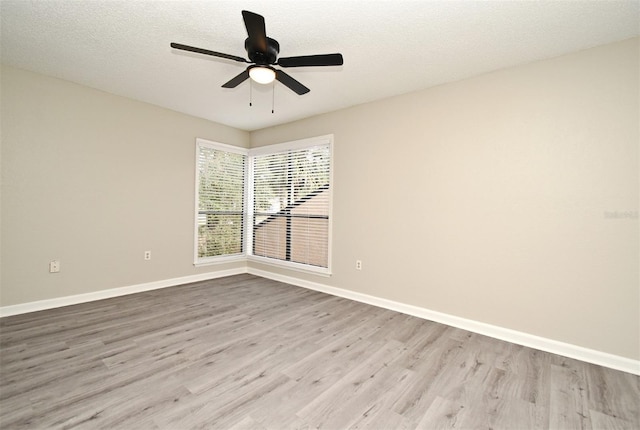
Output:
[249,66,276,84]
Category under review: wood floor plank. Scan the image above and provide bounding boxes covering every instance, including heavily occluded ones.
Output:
[583,359,640,424]
[589,409,636,430]
[549,362,592,429]
[391,337,468,422]
[295,339,407,424]
[415,395,467,430]
[1,273,638,429]
[321,366,415,429]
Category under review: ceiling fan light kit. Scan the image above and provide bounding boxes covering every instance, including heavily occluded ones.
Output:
[248,65,276,84]
[171,10,343,96]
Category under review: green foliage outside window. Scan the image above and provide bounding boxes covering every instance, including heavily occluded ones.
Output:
[197,146,245,258]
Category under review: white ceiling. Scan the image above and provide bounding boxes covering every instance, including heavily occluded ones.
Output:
[1,1,638,131]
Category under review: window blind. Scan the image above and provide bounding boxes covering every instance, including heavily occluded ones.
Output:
[252,144,331,268]
[196,142,246,260]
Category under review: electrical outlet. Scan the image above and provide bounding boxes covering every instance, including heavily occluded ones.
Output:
[49,260,61,273]
[356,260,362,270]
[144,251,151,261]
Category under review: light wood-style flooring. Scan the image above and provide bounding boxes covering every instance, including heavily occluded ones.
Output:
[1,274,638,429]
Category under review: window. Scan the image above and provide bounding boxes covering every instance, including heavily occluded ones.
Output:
[250,136,332,274]
[195,139,247,264]
[195,135,332,274]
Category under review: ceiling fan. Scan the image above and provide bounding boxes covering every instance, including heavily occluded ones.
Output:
[170,10,343,95]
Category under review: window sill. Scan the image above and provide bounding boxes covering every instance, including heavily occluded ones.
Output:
[194,254,247,267]
[247,255,331,277]
[194,255,331,278]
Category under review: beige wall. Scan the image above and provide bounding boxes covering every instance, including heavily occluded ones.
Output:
[1,38,638,361]
[250,38,639,360]
[0,66,249,306]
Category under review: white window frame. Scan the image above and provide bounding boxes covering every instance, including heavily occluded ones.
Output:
[193,135,333,276]
[247,135,333,276]
[193,138,249,267]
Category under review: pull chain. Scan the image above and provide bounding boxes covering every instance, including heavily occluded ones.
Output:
[249,80,253,107]
[271,81,275,114]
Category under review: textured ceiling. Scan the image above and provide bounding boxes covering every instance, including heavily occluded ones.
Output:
[1,0,638,131]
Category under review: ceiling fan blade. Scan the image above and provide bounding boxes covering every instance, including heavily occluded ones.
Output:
[222,70,250,88]
[242,10,268,53]
[278,53,344,68]
[171,43,248,63]
[276,70,310,95]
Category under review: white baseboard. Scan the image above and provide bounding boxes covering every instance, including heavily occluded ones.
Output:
[3,267,638,375]
[248,268,640,376]
[0,268,247,318]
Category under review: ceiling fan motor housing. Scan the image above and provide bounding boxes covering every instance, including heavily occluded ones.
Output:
[245,37,280,65]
